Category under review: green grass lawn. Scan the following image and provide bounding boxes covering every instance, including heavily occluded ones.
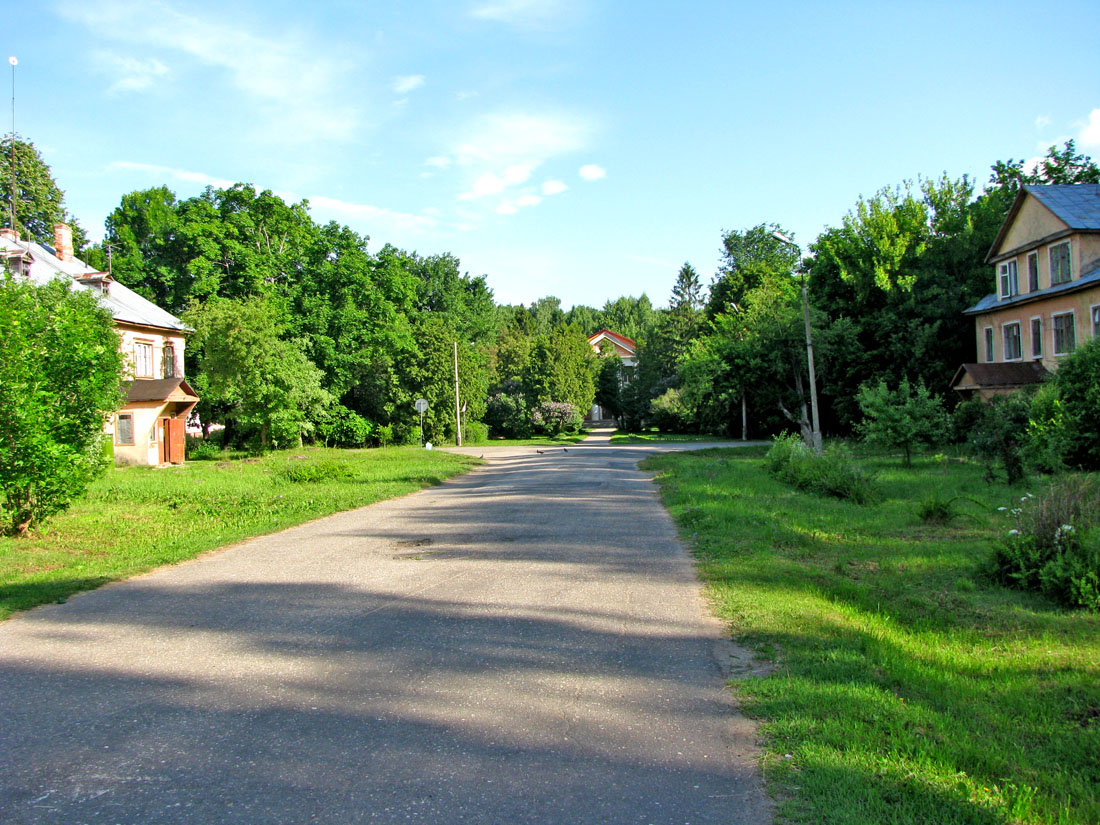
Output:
[0,447,480,621]
[610,430,734,444]
[642,446,1099,825]
[480,432,590,446]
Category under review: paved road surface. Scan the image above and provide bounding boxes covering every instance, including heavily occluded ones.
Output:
[0,432,771,824]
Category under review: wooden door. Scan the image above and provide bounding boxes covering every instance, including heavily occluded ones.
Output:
[166,418,186,464]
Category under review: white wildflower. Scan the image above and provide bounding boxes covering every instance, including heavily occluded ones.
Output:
[997,506,1008,511]
[1008,529,1020,536]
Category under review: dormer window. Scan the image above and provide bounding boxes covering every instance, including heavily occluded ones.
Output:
[1027,252,1039,292]
[1050,242,1071,285]
[999,260,1018,299]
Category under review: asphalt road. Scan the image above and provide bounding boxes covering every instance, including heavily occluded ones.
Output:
[0,432,772,824]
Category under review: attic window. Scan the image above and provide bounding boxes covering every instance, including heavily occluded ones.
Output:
[163,343,176,378]
[999,260,1018,298]
[1050,242,1071,285]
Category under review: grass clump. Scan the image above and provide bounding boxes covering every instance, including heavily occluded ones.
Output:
[766,434,878,504]
[278,457,357,483]
[643,446,1100,825]
[992,476,1100,611]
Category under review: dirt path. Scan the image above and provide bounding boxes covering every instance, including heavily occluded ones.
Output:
[0,434,771,824]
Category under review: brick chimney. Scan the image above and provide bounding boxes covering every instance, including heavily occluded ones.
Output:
[53,223,74,262]
[0,227,19,241]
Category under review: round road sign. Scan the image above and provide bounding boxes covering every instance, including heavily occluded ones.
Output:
[414,398,429,413]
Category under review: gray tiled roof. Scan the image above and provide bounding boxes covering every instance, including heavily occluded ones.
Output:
[965,262,1100,315]
[1025,184,1100,230]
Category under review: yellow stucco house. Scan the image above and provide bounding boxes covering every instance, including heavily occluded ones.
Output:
[1,224,198,465]
[953,184,1100,398]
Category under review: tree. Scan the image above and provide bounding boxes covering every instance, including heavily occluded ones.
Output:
[0,277,123,535]
[1049,338,1100,470]
[184,296,330,449]
[708,224,799,319]
[0,137,88,251]
[670,262,703,313]
[856,379,948,465]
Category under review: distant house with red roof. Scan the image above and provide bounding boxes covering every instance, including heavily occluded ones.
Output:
[586,329,637,423]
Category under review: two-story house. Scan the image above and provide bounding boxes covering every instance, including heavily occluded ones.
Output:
[586,328,637,423]
[1,224,198,465]
[952,184,1100,398]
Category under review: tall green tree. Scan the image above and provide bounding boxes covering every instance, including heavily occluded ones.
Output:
[0,137,88,250]
[0,278,123,535]
[708,224,799,319]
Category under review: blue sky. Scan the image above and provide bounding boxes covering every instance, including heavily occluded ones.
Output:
[7,1,1100,309]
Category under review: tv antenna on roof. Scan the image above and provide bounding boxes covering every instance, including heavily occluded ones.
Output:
[7,56,16,236]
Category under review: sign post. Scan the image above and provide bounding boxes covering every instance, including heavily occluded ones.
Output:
[414,398,429,446]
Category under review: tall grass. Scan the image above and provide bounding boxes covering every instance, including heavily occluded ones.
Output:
[644,446,1099,825]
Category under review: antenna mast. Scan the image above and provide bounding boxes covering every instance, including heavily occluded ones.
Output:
[7,56,16,235]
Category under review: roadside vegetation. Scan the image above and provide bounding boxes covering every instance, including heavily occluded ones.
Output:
[609,430,733,444]
[644,445,1099,825]
[0,447,479,621]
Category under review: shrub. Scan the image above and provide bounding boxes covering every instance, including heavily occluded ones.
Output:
[185,436,222,461]
[279,459,356,484]
[856,378,948,465]
[531,401,583,436]
[485,391,532,439]
[0,278,124,535]
[766,434,878,504]
[650,387,692,433]
[950,396,984,443]
[991,476,1100,610]
[1049,338,1100,469]
[374,424,394,448]
[1023,382,1069,474]
[969,393,1030,484]
[314,404,373,448]
[463,420,489,445]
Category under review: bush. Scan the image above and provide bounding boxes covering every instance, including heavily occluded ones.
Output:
[991,476,1100,610]
[950,396,984,443]
[314,404,373,448]
[279,459,356,484]
[1023,382,1069,474]
[765,433,878,504]
[531,401,583,436]
[185,436,222,461]
[463,420,489,445]
[969,393,1030,484]
[485,391,532,439]
[0,278,124,535]
[650,387,692,433]
[1049,338,1100,469]
[856,378,948,465]
[374,424,394,448]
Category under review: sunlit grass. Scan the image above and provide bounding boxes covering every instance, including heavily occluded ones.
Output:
[643,446,1099,825]
[610,430,734,444]
[0,447,480,620]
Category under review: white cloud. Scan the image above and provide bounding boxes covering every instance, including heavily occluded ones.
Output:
[93,51,169,93]
[541,179,568,195]
[1079,108,1100,149]
[454,112,589,167]
[468,0,579,29]
[424,156,453,170]
[459,164,534,200]
[496,200,519,215]
[59,0,359,142]
[308,195,438,233]
[108,160,235,189]
[392,74,425,94]
[1035,114,1052,130]
[579,163,606,181]
[516,194,542,208]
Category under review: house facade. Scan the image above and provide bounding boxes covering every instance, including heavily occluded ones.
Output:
[586,328,637,422]
[1,224,198,465]
[953,184,1100,398]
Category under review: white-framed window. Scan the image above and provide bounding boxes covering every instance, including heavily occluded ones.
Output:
[116,414,134,445]
[1092,304,1100,340]
[134,341,154,377]
[1053,311,1076,355]
[1030,316,1043,358]
[1003,322,1022,361]
[162,343,176,378]
[984,326,994,362]
[999,259,1019,298]
[1027,251,1039,292]
[1050,242,1071,285]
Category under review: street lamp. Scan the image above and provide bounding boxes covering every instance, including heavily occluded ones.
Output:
[772,231,823,455]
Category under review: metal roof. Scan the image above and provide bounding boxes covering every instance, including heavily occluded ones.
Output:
[964,263,1100,315]
[1025,184,1100,230]
[951,361,1048,391]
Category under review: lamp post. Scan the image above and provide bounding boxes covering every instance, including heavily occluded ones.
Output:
[772,231,823,455]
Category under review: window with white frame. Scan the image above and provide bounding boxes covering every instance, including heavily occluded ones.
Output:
[1027,252,1039,292]
[999,260,1018,298]
[134,341,154,377]
[1092,305,1100,340]
[1030,317,1042,358]
[1003,322,1022,361]
[162,343,176,378]
[1050,242,1071,285]
[116,414,134,445]
[984,327,994,362]
[1053,312,1076,355]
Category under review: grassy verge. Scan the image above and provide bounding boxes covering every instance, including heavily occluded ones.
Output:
[481,432,590,446]
[610,430,733,444]
[0,447,480,621]
[642,446,1099,825]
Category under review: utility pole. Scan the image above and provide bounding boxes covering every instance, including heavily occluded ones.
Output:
[453,341,462,447]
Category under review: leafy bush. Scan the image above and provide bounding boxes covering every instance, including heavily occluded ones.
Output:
[991,476,1100,610]
[950,396,985,443]
[766,433,878,504]
[463,420,489,444]
[0,278,124,535]
[485,391,532,439]
[969,393,1030,484]
[314,404,373,448]
[279,459,356,484]
[531,401,583,436]
[374,424,394,448]
[1023,382,1069,474]
[856,378,948,465]
[1049,338,1100,469]
[185,436,222,461]
[650,387,692,433]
